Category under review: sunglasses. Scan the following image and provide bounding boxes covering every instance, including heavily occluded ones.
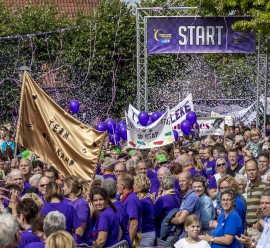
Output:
[39,184,48,188]
[217,163,226,167]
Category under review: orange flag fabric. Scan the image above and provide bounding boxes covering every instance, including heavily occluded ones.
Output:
[16,72,105,181]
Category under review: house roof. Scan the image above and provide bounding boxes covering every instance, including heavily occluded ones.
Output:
[3,0,99,18]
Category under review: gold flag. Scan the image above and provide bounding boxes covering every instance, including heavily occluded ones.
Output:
[16,72,106,181]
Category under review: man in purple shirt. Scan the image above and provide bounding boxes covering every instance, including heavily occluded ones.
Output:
[38,176,50,203]
[117,173,142,244]
[9,169,28,196]
[203,146,216,179]
[19,158,32,190]
[171,171,202,238]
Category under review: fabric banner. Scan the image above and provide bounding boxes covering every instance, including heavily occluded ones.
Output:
[211,101,256,126]
[128,93,193,132]
[16,72,105,181]
[126,109,174,149]
[147,17,255,54]
[197,117,225,136]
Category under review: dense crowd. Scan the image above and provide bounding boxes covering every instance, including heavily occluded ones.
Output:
[0,121,270,248]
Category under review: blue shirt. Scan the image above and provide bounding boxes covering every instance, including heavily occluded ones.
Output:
[212,210,242,248]
[200,193,216,232]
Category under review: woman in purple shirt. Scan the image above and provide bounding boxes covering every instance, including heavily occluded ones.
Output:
[91,187,120,248]
[63,175,92,246]
[134,174,156,247]
[41,182,83,237]
[16,198,40,248]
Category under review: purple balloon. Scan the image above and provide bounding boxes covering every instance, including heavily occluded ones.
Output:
[147,119,153,126]
[173,130,179,141]
[119,126,127,141]
[138,111,149,126]
[151,111,160,122]
[118,120,126,128]
[186,111,197,126]
[159,110,166,116]
[105,118,116,134]
[69,100,80,113]
[181,120,191,135]
[95,122,106,132]
[115,123,120,133]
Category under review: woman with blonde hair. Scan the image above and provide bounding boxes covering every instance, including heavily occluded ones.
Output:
[41,182,83,238]
[62,175,91,246]
[134,174,156,247]
[45,230,75,248]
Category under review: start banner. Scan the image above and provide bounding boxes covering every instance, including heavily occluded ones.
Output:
[147,17,255,54]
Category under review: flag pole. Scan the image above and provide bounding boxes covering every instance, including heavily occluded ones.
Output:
[14,71,27,158]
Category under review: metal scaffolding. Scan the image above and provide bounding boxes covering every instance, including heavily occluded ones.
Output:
[256,35,269,134]
[136,7,269,130]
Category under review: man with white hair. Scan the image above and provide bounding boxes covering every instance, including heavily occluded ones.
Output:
[38,176,50,203]
[9,169,28,196]
[0,213,19,247]
[178,154,197,178]
[19,158,32,190]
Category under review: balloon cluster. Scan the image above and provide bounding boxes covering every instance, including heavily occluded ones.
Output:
[138,111,164,127]
[95,119,127,146]
[180,111,197,136]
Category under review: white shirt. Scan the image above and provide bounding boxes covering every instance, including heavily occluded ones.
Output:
[257,222,270,248]
[174,238,211,248]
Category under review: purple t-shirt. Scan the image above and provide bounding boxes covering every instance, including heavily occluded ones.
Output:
[103,174,117,181]
[148,170,160,195]
[140,196,155,233]
[68,197,92,245]
[41,201,82,235]
[203,159,216,179]
[19,227,41,248]
[95,207,120,247]
[207,176,218,190]
[154,194,180,237]
[25,242,45,248]
[122,192,142,231]
[114,201,132,248]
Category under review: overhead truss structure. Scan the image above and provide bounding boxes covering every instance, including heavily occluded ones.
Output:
[136,7,269,132]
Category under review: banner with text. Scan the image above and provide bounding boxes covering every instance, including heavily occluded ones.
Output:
[211,101,256,126]
[197,117,225,136]
[126,109,174,149]
[147,17,255,54]
[128,93,193,133]
[16,72,106,181]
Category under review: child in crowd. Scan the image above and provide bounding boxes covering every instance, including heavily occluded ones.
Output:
[242,128,269,159]
[174,215,210,248]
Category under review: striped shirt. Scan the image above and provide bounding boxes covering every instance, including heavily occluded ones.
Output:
[246,179,268,224]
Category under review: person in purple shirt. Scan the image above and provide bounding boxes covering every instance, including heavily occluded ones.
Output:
[102,178,132,248]
[134,174,156,247]
[25,210,67,248]
[19,158,33,191]
[62,175,92,246]
[135,160,159,198]
[16,198,40,248]
[155,173,180,247]
[117,173,142,246]
[202,146,216,179]
[171,171,202,239]
[9,169,29,197]
[38,176,50,203]
[91,187,120,248]
[40,181,83,237]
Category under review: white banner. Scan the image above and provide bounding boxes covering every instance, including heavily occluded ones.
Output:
[128,93,194,130]
[197,117,225,136]
[126,109,174,149]
[211,101,256,126]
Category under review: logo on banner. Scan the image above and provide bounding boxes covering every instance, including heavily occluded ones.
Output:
[154,29,171,44]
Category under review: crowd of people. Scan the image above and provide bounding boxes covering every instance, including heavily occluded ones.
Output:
[0,121,270,248]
